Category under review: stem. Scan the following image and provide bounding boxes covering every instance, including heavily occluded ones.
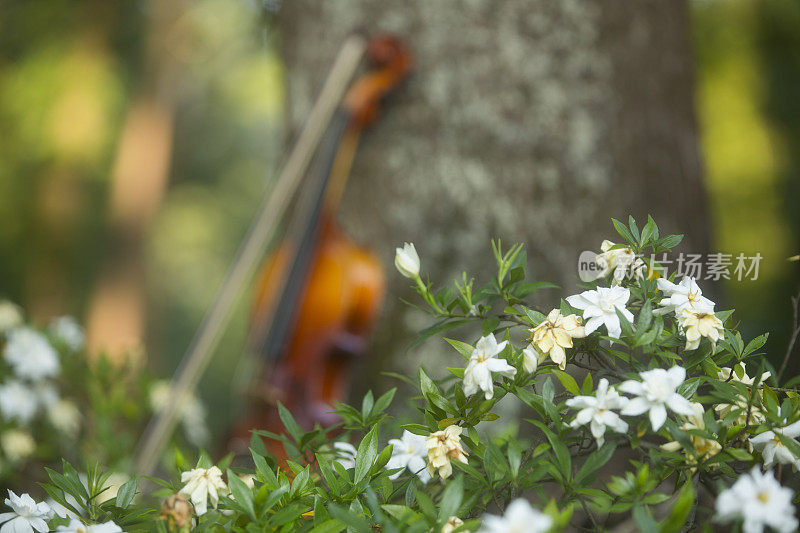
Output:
[415,276,444,314]
[777,293,800,383]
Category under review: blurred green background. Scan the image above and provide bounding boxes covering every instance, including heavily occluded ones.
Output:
[0,0,798,439]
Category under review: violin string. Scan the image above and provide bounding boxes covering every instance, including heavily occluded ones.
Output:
[253,111,350,362]
[132,35,367,478]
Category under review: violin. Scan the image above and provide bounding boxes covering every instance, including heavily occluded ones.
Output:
[225,36,413,459]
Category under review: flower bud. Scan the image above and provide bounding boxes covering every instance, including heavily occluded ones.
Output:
[394,242,420,279]
[161,493,193,530]
[442,516,466,533]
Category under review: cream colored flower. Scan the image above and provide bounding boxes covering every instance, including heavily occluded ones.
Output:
[394,242,420,279]
[661,402,721,470]
[528,309,586,370]
[426,425,468,480]
[679,310,724,351]
[1,429,35,463]
[0,301,23,332]
[48,399,82,438]
[715,363,769,427]
[442,516,467,533]
[179,466,228,516]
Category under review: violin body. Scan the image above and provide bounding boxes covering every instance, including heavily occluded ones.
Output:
[227,221,384,456]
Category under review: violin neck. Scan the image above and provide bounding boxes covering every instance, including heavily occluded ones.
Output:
[252,111,358,362]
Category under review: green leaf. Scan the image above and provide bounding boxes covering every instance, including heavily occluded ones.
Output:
[582,373,594,395]
[401,424,431,436]
[115,477,137,509]
[309,519,347,533]
[552,369,581,395]
[361,391,374,421]
[725,447,753,461]
[576,442,616,483]
[277,402,303,444]
[437,476,463,522]
[481,317,501,336]
[659,482,695,533]
[444,338,475,360]
[640,215,658,246]
[612,218,636,246]
[447,367,465,379]
[227,468,256,521]
[524,308,548,326]
[656,234,684,250]
[373,444,393,473]
[372,388,396,416]
[530,421,571,481]
[628,215,641,242]
[632,505,659,533]
[354,426,378,484]
[290,466,310,498]
[507,439,522,478]
[743,333,769,356]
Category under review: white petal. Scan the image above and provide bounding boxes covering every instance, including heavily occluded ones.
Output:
[604,314,622,339]
[621,397,651,416]
[667,394,695,416]
[649,404,668,430]
[584,316,604,335]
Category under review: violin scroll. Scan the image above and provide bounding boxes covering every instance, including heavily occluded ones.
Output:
[343,35,413,127]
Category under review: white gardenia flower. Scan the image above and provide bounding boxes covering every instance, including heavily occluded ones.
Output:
[179,466,228,516]
[48,316,86,352]
[56,519,123,533]
[619,366,695,430]
[463,334,516,400]
[566,286,634,339]
[654,276,715,316]
[387,430,430,482]
[0,301,23,333]
[0,490,52,533]
[749,420,800,471]
[0,381,38,425]
[149,380,209,446]
[715,466,798,533]
[333,442,357,470]
[394,242,420,279]
[478,498,552,533]
[595,240,645,285]
[1,429,35,462]
[3,327,60,381]
[566,378,629,446]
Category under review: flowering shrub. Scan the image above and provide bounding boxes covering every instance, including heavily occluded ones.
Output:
[0,303,207,496]
[3,216,800,532]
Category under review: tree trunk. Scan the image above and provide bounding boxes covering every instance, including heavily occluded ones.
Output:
[277,1,709,383]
